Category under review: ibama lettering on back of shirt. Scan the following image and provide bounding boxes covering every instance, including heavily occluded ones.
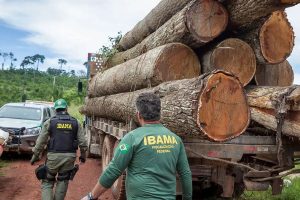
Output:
[143,135,178,145]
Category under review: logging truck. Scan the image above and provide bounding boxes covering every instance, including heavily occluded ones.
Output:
[81,0,300,199]
[82,54,300,199]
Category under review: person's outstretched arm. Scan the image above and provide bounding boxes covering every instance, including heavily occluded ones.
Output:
[176,140,192,200]
[81,133,134,199]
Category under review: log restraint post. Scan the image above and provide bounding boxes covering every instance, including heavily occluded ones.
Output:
[246,86,300,138]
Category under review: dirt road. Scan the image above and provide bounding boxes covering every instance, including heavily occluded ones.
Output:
[0,154,113,200]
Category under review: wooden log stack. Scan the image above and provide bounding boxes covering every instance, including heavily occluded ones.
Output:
[82,0,300,141]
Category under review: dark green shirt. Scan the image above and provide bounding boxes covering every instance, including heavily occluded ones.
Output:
[99,123,192,200]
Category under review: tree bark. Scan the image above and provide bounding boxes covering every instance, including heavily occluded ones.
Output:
[88,43,200,97]
[255,60,294,86]
[240,11,294,65]
[224,0,300,30]
[106,0,228,68]
[118,0,193,51]
[200,38,256,86]
[246,85,300,138]
[81,71,249,141]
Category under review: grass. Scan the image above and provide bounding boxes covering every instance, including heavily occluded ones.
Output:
[68,103,84,124]
[241,178,300,200]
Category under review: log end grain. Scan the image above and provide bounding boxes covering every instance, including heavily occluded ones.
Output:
[186,0,228,43]
[210,38,256,86]
[255,60,294,86]
[197,71,250,141]
[260,11,294,64]
[154,43,200,82]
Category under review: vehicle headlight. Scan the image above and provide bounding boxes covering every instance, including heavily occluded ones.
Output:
[23,127,41,135]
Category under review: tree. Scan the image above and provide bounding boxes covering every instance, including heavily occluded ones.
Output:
[58,59,67,70]
[97,32,122,65]
[77,69,87,78]
[20,56,34,70]
[47,67,63,76]
[83,61,88,68]
[1,52,9,70]
[70,70,76,77]
[9,52,17,70]
[32,54,45,71]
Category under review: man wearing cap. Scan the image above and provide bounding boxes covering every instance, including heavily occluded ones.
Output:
[81,93,192,200]
[31,98,87,200]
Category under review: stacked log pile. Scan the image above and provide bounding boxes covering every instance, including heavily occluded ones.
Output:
[82,0,300,141]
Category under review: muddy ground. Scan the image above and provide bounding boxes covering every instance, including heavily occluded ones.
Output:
[0,153,113,200]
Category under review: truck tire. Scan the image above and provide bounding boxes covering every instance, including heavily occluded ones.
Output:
[111,140,126,200]
[102,135,115,171]
[86,126,92,158]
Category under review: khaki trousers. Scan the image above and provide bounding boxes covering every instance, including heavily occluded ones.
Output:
[41,153,76,200]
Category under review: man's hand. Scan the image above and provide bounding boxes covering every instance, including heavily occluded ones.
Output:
[81,192,97,200]
[30,154,40,165]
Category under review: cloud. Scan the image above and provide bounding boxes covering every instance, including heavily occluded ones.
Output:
[294,73,300,85]
[0,0,160,70]
[286,5,300,71]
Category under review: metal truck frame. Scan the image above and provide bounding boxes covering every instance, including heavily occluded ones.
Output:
[84,116,300,199]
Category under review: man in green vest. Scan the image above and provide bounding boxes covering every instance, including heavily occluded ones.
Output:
[81,93,192,200]
[31,99,87,200]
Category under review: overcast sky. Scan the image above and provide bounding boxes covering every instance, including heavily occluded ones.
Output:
[0,0,299,82]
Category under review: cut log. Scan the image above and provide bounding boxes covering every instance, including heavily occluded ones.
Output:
[88,43,200,97]
[106,0,228,68]
[240,11,294,65]
[81,71,250,141]
[246,86,300,138]
[200,38,256,86]
[224,0,300,30]
[255,60,294,86]
[118,0,192,51]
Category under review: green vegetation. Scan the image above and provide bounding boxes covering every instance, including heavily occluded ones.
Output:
[241,178,300,200]
[0,69,86,120]
[68,103,84,123]
[97,31,122,64]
